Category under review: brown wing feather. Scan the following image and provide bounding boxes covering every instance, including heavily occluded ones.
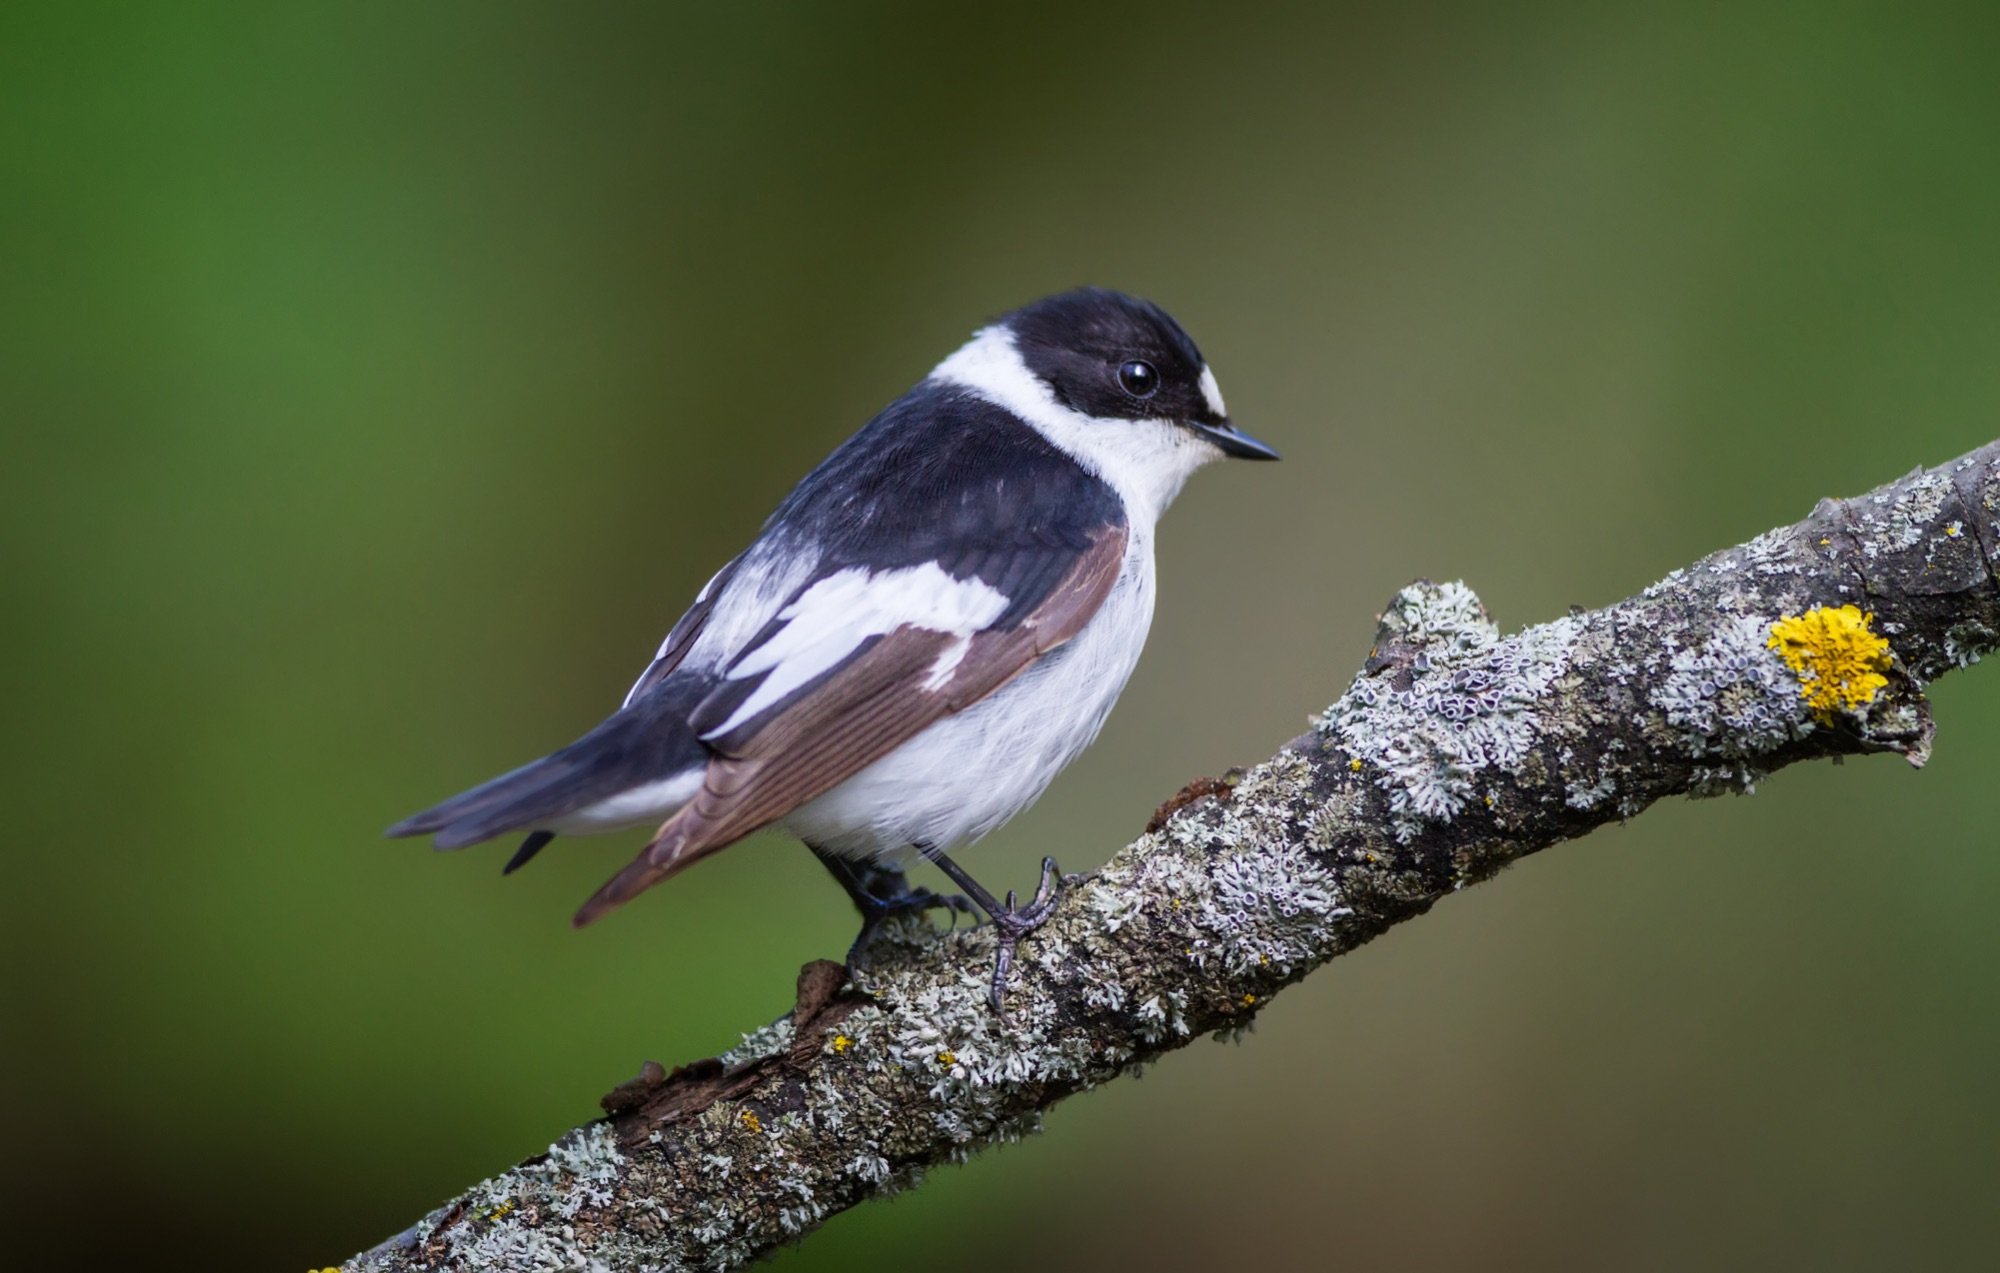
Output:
[572,525,1129,926]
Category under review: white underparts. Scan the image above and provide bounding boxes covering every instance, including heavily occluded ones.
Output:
[787,528,1157,859]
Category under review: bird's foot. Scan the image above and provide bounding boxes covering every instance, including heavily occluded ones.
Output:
[813,848,975,965]
[982,856,1067,1021]
[927,852,1069,1022]
[847,883,975,965]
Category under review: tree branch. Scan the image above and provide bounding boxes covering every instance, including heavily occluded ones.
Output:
[351,441,2000,1273]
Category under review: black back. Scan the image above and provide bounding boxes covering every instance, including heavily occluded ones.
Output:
[759,381,1124,616]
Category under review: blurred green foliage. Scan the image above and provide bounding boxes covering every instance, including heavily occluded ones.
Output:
[5,3,1999,1270]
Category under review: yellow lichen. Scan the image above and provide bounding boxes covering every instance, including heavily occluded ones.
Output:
[740,1109,762,1134]
[1241,993,1257,1007]
[936,1050,957,1068]
[1767,605,1892,721]
[830,1034,851,1054]
[1348,757,1363,772]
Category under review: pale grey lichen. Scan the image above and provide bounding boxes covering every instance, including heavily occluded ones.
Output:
[1943,620,1995,669]
[1648,613,1811,762]
[1087,879,1147,932]
[831,915,1125,1162]
[1132,989,1190,1043]
[1377,578,1496,651]
[1640,567,1688,600]
[1564,772,1618,811]
[1319,582,1583,842]
[1194,838,1350,976]
[845,1152,892,1184]
[1740,527,1803,576]
[1686,761,1763,797]
[1890,473,1954,547]
[359,1124,631,1273]
[717,1016,794,1068]
[1095,756,1353,989]
[1855,470,1954,558]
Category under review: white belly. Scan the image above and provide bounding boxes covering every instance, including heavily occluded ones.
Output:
[784,536,1156,860]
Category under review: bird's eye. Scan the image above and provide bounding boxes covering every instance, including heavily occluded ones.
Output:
[1117,360,1159,398]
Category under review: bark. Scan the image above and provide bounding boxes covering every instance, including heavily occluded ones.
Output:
[351,441,2000,1273]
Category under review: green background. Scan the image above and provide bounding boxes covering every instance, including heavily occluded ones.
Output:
[6,4,1999,1269]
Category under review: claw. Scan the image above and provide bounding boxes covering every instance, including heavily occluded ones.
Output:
[926,851,1070,1020]
[844,886,973,964]
[811,847,972,964]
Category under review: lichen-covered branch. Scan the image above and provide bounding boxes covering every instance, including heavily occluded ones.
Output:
[351,442,2000,1273]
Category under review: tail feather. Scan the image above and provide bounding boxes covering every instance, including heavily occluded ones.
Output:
[387,700,706,850]
[385,753,561,841]
[502,830,556,875]
[572,824,695,928]
[570,768,756,926]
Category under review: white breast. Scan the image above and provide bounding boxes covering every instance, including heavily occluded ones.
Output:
[783,528,1158,860]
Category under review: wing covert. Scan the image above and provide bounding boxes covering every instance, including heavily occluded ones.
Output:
[620,554,744,708]
[573,522,1129,925]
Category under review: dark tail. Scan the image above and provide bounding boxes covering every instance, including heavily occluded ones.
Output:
[503,830,556,874]
[386,699,706,851]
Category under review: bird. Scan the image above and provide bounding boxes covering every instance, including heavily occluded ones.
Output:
[387,287,1278,1012]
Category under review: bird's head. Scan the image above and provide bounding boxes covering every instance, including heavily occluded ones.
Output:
[929,288,1277,517]
[1002,287,1278,462]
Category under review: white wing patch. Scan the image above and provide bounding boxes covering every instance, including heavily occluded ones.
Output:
[703,563,1010,739]
[621,560,741,708]
[672,542,820,673]
[922,636,974,690]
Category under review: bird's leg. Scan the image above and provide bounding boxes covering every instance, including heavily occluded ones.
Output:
[923,850,1068,1019]
[810,845,974,964]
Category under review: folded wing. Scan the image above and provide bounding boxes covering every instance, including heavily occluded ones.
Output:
[571,523,1128,925]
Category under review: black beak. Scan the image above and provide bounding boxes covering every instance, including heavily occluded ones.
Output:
[1193,420,1281,460]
